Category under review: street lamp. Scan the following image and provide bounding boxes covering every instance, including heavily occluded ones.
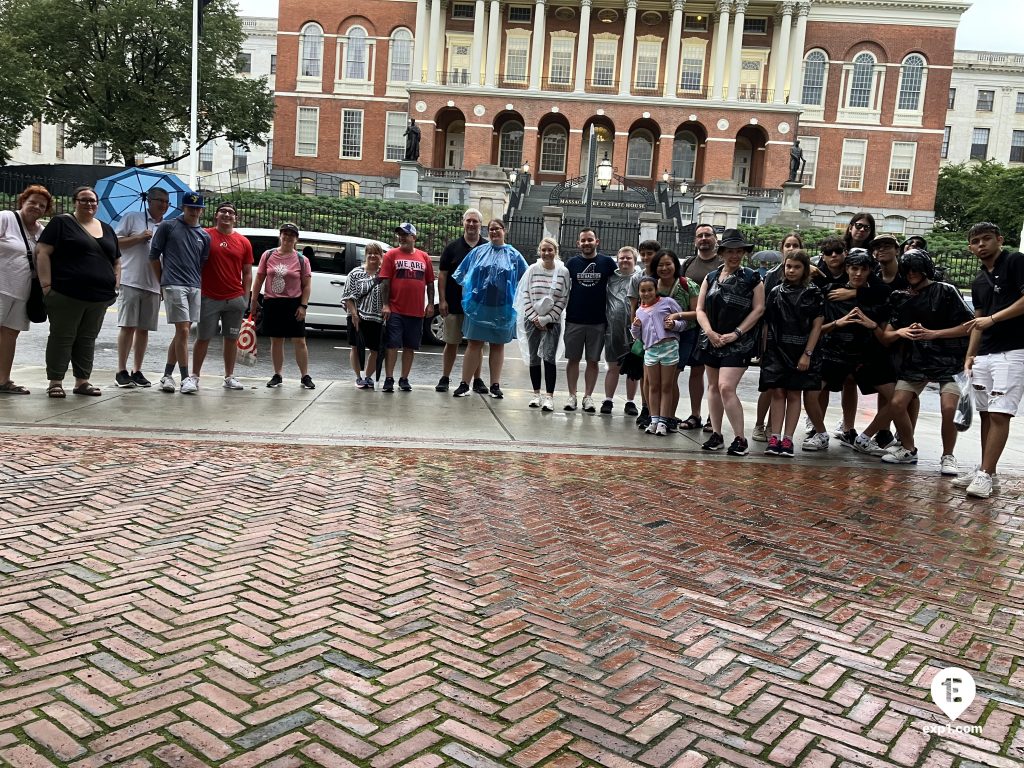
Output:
[662,169,670,184]
[508,167,518,185]
[597,153,613,192]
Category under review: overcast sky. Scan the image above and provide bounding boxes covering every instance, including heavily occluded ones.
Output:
[234,0,1024,54]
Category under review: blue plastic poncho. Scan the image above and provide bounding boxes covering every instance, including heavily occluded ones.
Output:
[453,242,528,344]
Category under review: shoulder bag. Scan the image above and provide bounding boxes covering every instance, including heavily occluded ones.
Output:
[14,212,46,323]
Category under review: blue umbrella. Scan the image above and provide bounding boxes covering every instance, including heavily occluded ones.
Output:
[94,168,193,226]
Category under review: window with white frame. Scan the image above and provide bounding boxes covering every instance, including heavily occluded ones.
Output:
[199,144,214,172]
[504,34,529,83]
[672,130,698,179]
[970,127,989,160]
[549,36,574,85]
[389,28,413,82]
[886,141,916,194]
[341,110,364,159]
[165,140,180,170]
[740,206,758,225]
[679,39,706,92]
[433,189,450,205]
[1017,92,1024,113]
[385,112,407,161]
[635,40,661,89]
[796,135,819,188]
[452,3,474,18]
[1010,130,1024,163]
[838,139,867,191]
[300,23,323,78]
[976,90,994,111]
[296,107,319,156]
[343,26,370,80]
[882,215,906,235]
[941,126,950,159]
[498,122,524,169]
[626,130,654,178]
[299,177,316,195]
[93,142,109,165]
[31,120,41,153]
[847,52,876,108]
[55,123,65,160]
[270,54,277,75]
[231,142,248,173]
[592,38,618,87]
[237,53,252,74]
[540,126,567,173]
[896,54,925,111]
[947,88,956,109]
[801,50,827,106]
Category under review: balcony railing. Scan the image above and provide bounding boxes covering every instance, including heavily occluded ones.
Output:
[423,168,470,179]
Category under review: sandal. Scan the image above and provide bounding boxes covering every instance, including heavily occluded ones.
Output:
[0,381,30,395]
[679,415,703,430]
[47,383,66,399]
[72,383,102,396]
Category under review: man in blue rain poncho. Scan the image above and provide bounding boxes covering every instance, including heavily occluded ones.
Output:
[451,218,528,399]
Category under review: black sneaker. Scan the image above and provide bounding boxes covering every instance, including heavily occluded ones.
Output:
[300,374,316,390]
[666,418,679,434]
[266,373,283,388]
[115,370,136,388]
[727,436,749,456]
[624,401,639,417]
[701,432,725,451]
[398,378,412,392]
[435,376,450,392]
[489,383,503,399]
[383,377,395,393]
[837,429,858,447]
[452,381,470,397]
[472,378,488,395]
[599,399,613,414]
[636,404,650,426]
[130,371,152,388]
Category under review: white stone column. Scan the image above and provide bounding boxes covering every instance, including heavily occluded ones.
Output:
[618,0,638,96]
[485,0,501,87]
[574,0,592,92]
[710,0,731,100]
[414,0,428,83]
[787,1,810,103]
[663,0,685,98]
[772,1,794,103]
[426,0,443,84]
[726,0,748,100]
[471,0,486,85]
[530,0,546,89]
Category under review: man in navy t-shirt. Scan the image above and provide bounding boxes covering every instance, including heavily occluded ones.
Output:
[562,228,616,412]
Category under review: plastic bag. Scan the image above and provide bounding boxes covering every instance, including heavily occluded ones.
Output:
[456,243,527,343]
[515,260,567,364]
[954,370,972,432]
[237,316,258,366]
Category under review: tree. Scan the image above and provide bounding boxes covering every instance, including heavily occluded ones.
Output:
[2,0,274,167]
[0,29,45,165]
[935,161,1024,245]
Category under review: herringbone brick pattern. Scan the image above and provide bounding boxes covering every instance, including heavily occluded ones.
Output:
[0,435,1022,767]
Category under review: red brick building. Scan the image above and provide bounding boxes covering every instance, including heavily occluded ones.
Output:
[273,0,967,234]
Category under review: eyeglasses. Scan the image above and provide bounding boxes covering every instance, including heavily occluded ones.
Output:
[76,198,99,205]
[488,228,504,233]
[851,222,871,230]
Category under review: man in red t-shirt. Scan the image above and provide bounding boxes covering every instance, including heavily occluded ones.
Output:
[193,202,254,390]
[379,222,435,392]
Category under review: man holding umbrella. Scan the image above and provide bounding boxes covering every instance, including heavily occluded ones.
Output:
[114,188,170,387]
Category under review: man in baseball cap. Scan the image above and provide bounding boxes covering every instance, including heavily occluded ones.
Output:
[379,221,434,392]
[395,222,417,237]
[871,234,906,290]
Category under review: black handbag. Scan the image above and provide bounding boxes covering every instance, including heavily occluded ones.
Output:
[14,212,47,323]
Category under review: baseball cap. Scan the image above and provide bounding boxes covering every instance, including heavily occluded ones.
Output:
[870,234,899,251]
[181,192,205,208]
[395,222,417,236]
[279,222,300,236]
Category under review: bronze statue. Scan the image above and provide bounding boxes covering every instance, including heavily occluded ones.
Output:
[403,119,421,161]
[788,139,806,182]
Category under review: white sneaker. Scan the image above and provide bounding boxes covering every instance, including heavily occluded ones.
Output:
[541,394,554,412]
[581,395,596,413]
[655,421,668,436]
[803,415,813,433]
[529,394,541,408]
[854,434,887,457]
[180,375,198,394]
[952,466,1000,490]
[223,376,244,390]
[881,446,918,464]
[966,471,994,498]
[752,425,768,442]
[159,375,176,393]
[564,394,577,411]
[645,423,657,434]
[939,454,959,476]
[801,432,830,452]
[831,420,846,439]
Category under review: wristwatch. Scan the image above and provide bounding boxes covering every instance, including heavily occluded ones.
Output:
[299,304,308,308]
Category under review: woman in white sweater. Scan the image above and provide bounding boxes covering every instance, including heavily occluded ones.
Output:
[517,237,570,410]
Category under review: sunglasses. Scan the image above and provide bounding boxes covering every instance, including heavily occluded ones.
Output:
[822,248,845,256]
[851,222,871,230]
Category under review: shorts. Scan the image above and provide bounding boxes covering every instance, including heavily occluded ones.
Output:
[696,349,751,369]
[261,296,306,338]
[972,350,1024,415]
[117,286,160,331]
[564,322,605,362]
[197,295,246,340]
[895,379,961,397]
[359,318,383,351]
[677,328,698,371]
[821,357,896,395]
[163,285,201,324]
[0,291,29,332]
[386,313,423,350]
[442,313,464,345]
[644,338,680,367]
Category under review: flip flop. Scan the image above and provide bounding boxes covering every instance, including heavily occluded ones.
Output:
[72,383,102,396]
[47,383,66,399]
[0,381,30,395]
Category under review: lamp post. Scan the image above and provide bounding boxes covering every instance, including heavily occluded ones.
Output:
[597,153,613,192]
[584,124,598,227]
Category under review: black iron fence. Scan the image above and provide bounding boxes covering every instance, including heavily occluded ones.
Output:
[506,214,544,261]
[560,217,641,256]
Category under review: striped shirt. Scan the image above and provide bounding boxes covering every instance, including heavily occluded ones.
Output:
[341,267,384,322]
[519,262,571,326]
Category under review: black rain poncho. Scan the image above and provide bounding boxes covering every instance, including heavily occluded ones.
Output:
[758,282,824,391]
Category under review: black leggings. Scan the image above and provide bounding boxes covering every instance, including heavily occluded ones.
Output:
[529,362,557,394]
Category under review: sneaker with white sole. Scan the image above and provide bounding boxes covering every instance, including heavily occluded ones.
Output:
[180,375,198,394]
[115,370,136,388]
[159,375,177,393]
[966,471,994,498]
[939,454,959,476]
[541,394,554,412]
[564,394,577,411]
[581,395,596,412]
[952,466,1000,490]
[802,431,830,452]
[223,376,244,390]
[854,434,887,456]
[655,421,668,436]
[752,424,768,442]
[529,394,541,408]
[881,446,918,464]
[831,420,846,439]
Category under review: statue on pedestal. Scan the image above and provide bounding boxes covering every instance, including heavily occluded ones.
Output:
[788,139,806,182]
[403,119,421,162]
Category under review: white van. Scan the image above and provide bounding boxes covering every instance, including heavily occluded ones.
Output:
[238,228,443,345]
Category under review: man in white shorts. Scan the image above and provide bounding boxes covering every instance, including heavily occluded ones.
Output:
[149,192,210,394]
[114,188,169,387]
[961,222,1024,498]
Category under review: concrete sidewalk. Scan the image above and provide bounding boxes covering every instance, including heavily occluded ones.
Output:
[3,365,1021,475]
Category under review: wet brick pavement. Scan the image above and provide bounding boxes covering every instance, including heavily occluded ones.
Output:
[1,436,1023,767]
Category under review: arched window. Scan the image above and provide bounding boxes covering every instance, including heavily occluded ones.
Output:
[883,215,906,235]
[300,23,323,78]
[848,52,875,108]
[801,50,827,106]
[672,130,698,180]
[540,126,567,173]
[389,28,413,82]
[345,26,368,80]
[498,122,524,169]
[340,180,361,198]
[626,130,654,178]
[897,54,925,111]
[298,176,316,195]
